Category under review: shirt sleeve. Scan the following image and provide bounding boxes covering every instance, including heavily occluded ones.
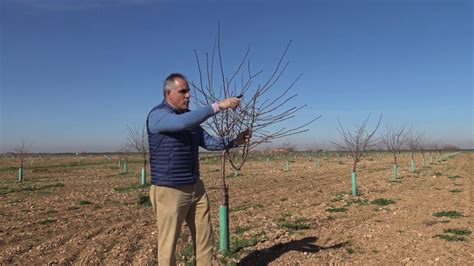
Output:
[197,127,237,151]
[148,105,215,134]
[211,102,221,113]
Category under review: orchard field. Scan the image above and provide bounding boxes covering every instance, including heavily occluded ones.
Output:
[0,151,472,265]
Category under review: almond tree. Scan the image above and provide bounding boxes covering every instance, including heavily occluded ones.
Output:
[419,136,430,167]
[14,138,33,182]
[432,141,443,155]
[117,144,130,173]
[192,36,319,171]
[380,125,408,179]
[191,24,320,254]
[332,114,382,195]
[406,130,425,173]
[429,141,444,161]
[125,123,149,185]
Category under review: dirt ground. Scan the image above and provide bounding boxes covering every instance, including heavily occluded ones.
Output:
[0,151,472,265]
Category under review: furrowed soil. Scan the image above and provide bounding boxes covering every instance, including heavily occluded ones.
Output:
[0,152,472,265]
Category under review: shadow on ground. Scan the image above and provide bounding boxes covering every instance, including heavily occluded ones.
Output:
[238,236,347,265]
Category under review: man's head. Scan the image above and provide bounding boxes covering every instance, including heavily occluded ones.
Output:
[163,73,190,112]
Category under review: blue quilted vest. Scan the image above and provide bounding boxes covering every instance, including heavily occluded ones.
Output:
[146,102,202,186]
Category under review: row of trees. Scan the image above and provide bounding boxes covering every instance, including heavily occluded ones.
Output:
[331,114,459,196]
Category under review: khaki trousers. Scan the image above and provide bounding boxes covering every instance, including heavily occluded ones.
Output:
[150,179,213,266]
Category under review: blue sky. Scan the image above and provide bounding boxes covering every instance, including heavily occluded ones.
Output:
[1,0,472,153]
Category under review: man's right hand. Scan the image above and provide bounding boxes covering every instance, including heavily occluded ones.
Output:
[218,97,241,110]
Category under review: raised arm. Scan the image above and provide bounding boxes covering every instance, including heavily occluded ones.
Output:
[148,106,214,134]
[148,98,242,134]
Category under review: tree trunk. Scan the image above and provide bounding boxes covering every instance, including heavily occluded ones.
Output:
[219,151,229,254]
[220,151,228,206]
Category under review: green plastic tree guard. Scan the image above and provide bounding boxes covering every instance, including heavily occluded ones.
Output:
[411,160,415,173]
[141,168,146,185]
[284,161,289,171]
[219,205,229,255]
[18,168,23,182]
[351,171,357,196]
[393,164,397,179]
[118,160,121,167]
[123,162,128,173]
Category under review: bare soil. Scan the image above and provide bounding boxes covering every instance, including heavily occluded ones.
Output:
[0,152,472,265]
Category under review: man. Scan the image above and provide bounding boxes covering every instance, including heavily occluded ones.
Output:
[147,73,249,265]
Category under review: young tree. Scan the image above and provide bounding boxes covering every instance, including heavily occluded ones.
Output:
[14,138,33,182]
[191,24,320,254]
[332,114,382,195]
[431,141,443,155]
[406,129,424,173]
[428,140,446,162]
[192,35,320,171]
[380,125,408,179]
[125,123,149,185]
[418,136,430,167]
[117,144,130,173]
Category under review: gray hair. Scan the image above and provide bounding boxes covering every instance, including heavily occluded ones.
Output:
[163,73,187,97]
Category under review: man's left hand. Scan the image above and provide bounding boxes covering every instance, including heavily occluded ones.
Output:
[234,129,251,146]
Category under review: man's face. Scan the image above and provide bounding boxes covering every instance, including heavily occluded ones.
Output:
[166,77,190,111]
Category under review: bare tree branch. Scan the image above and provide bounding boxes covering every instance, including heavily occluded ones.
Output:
[406,129,425,160]
[14,137,34,168]
[380,125,408,164]
[331,114,382,172]
[125,123,149,170]
[192,26,320,170]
